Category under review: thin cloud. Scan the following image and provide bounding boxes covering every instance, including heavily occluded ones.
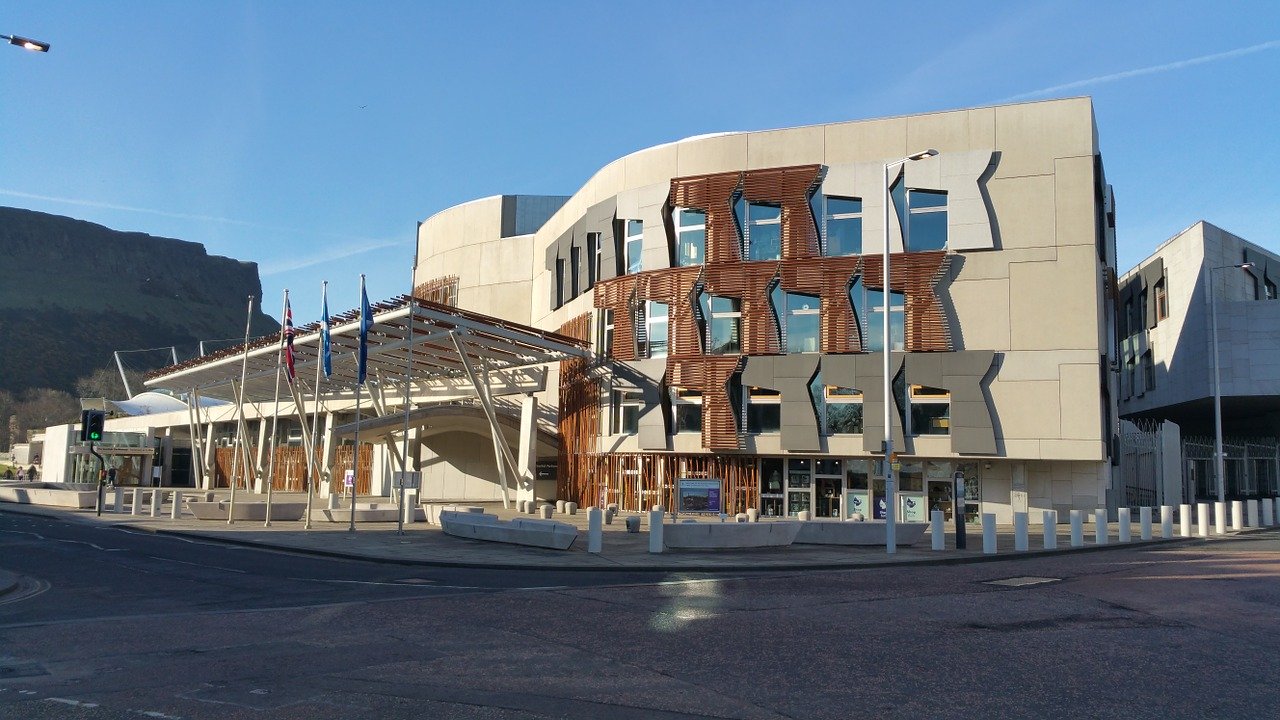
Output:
[258,238,406,276]
[1001,39,1280,102]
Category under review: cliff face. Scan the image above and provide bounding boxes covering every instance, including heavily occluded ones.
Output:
[0,206,279,396]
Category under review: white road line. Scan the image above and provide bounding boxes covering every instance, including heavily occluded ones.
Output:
[286,577,483,590]
[135,710,183,719]
[146,556,246,574]
[46,697,99,708]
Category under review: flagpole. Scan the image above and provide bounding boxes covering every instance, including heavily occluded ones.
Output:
[264,290,288,528]
[307,280,329,531]
[351,274,370,534]
[398,236,419,536]
[228,294,255,525]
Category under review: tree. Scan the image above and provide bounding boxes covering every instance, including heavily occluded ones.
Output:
[14,388,80,443]
[75,367,145,400]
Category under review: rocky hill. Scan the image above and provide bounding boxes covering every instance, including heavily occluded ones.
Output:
[0,206,279,397]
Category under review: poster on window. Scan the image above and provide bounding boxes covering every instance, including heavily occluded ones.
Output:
[846,491,869,519]
[900,494,927,523]
[677,478,722,514]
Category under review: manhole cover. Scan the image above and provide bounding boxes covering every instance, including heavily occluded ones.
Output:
[984,576,1061,588]
[0,662,49,679]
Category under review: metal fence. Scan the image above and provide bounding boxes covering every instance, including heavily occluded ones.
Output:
[1182,435,1279,502]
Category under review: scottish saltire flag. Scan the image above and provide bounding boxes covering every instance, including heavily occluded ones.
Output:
[357,275,371,385]
[283,293,296,382]
[321,282,332,379]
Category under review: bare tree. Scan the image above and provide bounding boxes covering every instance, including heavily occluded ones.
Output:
[14,388,80,443]
[75,367,145,400]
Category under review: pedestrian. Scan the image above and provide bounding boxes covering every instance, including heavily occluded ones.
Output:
[27,465,37,481]
[16,468,25,482]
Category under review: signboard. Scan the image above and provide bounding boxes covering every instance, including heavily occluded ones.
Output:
[845,491,868,519]
[900,494,927,523]
[393,471,421,490]
[343,469,355,488]
[676,478,722,515]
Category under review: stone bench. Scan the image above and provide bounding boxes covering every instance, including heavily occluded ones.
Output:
[316,502,401,523]
[0,482,99,509]
[794,520,930,546]
[422,503,486,526]
[187,501,307,522]
[439,511,578,551]
[662,520,802,550]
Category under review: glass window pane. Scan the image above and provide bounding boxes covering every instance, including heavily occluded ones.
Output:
[710,318,740,354]
[679,209,705,227]
[748,404,780,433]
[911,403,950,435]
[749,203,781,222]
[626,239,642,274]
[827,217,861,256]
[911,190,947,209]
[864,312,884,353]
[649,320,667,357]
[748,223,780,260]
[908,209,947,251]
[827,197,862,215]
[787,313,820,353]
[710,296,740,313]
[788,458,811,472]
[890,309,905,351]
[675,404,701,433]
[826,403,863,434]
[677,228,705,266]
[621,405,639,434]
[815,459,842,475]
[845,460,870,489]
[627,220,643,237]
[787,491,811,516]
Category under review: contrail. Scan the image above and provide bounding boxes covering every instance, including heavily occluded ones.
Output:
[1001,39,1279,102]
[258,238,405,276]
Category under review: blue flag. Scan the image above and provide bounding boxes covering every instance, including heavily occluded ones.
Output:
[357,275,371,385]
[321,282,332,379]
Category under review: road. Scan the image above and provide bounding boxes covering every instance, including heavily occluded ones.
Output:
[1,508,1277,719]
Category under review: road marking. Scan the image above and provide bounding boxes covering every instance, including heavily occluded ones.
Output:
[135,711,183,719]
[984,576,1061,588]
[146,556,246,574]
[287,577,482,590]
[46,697,99,708]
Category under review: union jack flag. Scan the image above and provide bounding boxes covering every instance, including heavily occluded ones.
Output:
[284,294,296,382]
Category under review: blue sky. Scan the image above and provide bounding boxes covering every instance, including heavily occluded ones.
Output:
[3,1,1278,326]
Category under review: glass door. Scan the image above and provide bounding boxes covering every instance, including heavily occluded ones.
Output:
[786,458,812,516]
[760,458,784,518]
[814,459,842,518]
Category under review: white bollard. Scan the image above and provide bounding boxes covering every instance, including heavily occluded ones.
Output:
[170,490,182,519]
[931,510,945,551]
[540,504,553,520]
[746,508,759,523]
[1139,507,1152,541]
[648,509,664,553]
[113,487,124,513]
[1013,512,1028,552]
[1213,501,1226,534]
[327,493,338,510]
[587,507,603,554]
[1160,505,1174,539]
[1231,500,1243,531]
[150,490,161,517]
[1275,498,1280,526]
[1094,508,1108,545]
[1118,508,1131,543]
[1263,498,1275,526]
[131,488,142,516]
[1043,510,1057,549]
[1246,499,1259,528]
[555,500,566,514]
[1198,503,1210,537]
[1179,504,1192,537]
[981,513,997,554]
[1070,510,1083,547]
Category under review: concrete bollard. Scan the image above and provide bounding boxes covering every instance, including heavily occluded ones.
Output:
[624,515,640,533]
[604,508,615,525]
[797,510,812,521]
[1263,498,1275,526]
[566,502,578,516]
[1231,500,1243,531]
[528,502,539,515]
[931,510,945,551]
[1139,506,1152,541]
[1198,502,1210,537]
[131,488,142,516]
[648,510,664,553]
[170,490,182,519]
[150,490,161,517]
[1275,498,1280,526]
[1179,503,1192,537]
[981,513,997,554]
[1043,510,1057,549]
[652,505,665,513]
[1013,512,1028,552]
[540,504,553,519]
[403,497,416,525]
[113,487,124,513]
[1070,510,1083,547]
[555,500,566,514]
[607,503,618,513]
[587,507,603,554]
[735,513,748,523]
[1214,501,1226,535]
[1118,508,1131,543]
[327,493,338,510]
[1246,499,1259,528]
[516,500,526,513]
[1094,508,1108,545]
[746,508,759,523]
[1160,505,1173,538]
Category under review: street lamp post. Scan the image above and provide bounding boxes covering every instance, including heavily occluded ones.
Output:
[3,34,50,52]
[1207,261,1254,506]
[882,148,937,555]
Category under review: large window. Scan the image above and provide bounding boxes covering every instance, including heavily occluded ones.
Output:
[625,220,643,274]
[611,390,641,435]
[770,283,820,353]
[908,385,950,436]
[1266,278,1278,300]
[1141,350,1155,393]
[569,245,580,298]
[554,257,566,307]
[892,180,948,252]
[862,287,905,352]
[745,386,780,433]
[707,295,742,355]
[587,232,602,288]
[814,195,862,256]
[822,385,864,435]
[597,309,614,356]
[674,208,706,267]
[670,388,702,434]
[744,202,781,261]
[633,301,668,358]
[1154,277,1168,321]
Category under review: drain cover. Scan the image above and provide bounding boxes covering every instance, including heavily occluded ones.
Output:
[0,662,48,679]
[984,576,1061,588]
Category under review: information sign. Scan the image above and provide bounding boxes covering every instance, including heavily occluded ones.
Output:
[343,469,355,488]
[393,471,421,490]
[676,478,722,514]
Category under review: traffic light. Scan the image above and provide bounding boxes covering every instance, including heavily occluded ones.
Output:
[81,410,105,443]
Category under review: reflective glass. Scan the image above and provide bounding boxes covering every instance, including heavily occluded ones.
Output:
[749,203,781,222]
[890,178,906,231]
[621,405,639,434]
[626,238,642,274]
[908,210,947,251]
[827,217,861,256]
[748,404,781,433]
[677,228,705,266]
[748,223,780,260]
[648,320,667,357]
[627,219,643,238]
[845,460,870,489]
[769,283,784,339]
[910,190,947,209]
[815,459,842,475]
[827,197,862,216]
[649,302,668,318]
[826,403,863,434]
[675,404,701,433]
[787,313,820,353]
[710,296,740,313]
[679,209,706,227]
[710,317,740,354]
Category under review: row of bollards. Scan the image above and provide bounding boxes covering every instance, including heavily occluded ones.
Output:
[930,497,1280,555]
[111,487,184,519]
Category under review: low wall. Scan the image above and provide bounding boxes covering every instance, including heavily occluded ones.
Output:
[187,501,307,522]
[794,520,929,546]
[663,521,802,550]
[0,482,98,509]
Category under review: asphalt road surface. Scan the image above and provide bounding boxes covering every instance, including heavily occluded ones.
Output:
[1,508,1277,719]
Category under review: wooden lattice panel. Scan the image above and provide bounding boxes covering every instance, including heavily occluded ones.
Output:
[670,172,744,266]
[413,275,460,306]
[859,251,951,352]
[741,165,823,259]
[670,356,745,450]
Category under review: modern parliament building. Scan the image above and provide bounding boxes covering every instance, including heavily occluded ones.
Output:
[413,96,1120,524]
[40,97,1121,526]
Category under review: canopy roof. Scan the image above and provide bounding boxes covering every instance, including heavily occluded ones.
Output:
[145,295,591,403]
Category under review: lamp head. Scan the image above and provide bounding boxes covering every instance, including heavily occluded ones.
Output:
[5,35,50,52]
[907,149,939,161]
[1240,262,1255,270]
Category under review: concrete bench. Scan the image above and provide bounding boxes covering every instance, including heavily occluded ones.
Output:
[794,520,929,547]
[187,501,307,521]
[0,483,99,509]
[316,502,401,523]
[422,503,486,526]
[662,520,802,550]
[440,512,578,551]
